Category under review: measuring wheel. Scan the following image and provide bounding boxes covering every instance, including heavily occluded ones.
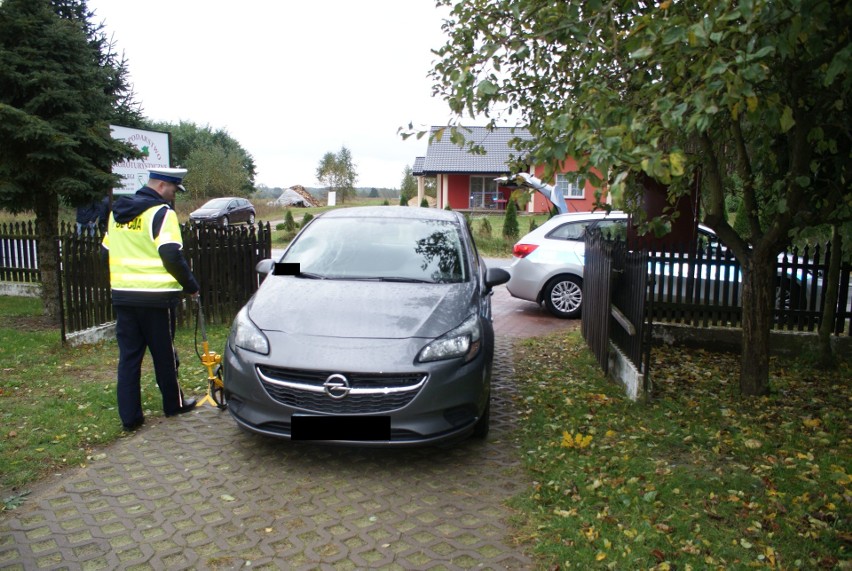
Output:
[210,366,227,410]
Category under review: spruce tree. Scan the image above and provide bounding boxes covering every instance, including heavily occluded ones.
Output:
[283,209,296,232]
[502,200,519,240]
[0,0,139,320]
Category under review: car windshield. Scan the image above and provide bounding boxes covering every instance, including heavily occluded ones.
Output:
[282,217,468,283]
[202,198,231,209]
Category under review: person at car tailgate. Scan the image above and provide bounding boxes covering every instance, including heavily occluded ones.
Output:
[101,167,200,431]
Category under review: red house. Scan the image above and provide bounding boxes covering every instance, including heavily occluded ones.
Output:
[412,126,605,213]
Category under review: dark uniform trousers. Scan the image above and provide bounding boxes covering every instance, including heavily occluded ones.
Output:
[115,304,185,425]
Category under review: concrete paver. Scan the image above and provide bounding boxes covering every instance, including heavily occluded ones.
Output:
[0,286,576,570]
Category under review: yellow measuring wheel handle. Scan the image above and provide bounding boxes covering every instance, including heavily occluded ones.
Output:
[200,340,222,385]
[197,340,226,409]
[196,302,227,409]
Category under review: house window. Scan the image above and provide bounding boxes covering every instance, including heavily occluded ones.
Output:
[469,176,500,209]
[557,174,584,199]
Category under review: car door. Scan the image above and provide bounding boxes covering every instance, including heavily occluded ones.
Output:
[228,199,243,223]
[542,218,627,270]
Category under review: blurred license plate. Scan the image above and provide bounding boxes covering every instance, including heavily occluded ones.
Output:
[291,415,390,441]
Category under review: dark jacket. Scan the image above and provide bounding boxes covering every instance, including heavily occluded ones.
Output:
[76,201,99,225]
[102,187,200,307]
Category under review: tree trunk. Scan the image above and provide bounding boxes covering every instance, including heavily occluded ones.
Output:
[739,252,775,396]
[33,193,61,324]
[817,227,841,369]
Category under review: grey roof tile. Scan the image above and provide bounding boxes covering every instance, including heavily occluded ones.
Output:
[420,126,532,174]
[412,156,425,176]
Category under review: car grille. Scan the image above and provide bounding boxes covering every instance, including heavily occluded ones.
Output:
[256,366,427,414]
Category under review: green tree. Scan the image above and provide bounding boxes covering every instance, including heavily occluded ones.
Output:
[429,0,852,396]
[184,146,251,200]
[145,120,256,197]
[316,146,358,203]
[283,209,296,232]
[400,165,417,204]
[0,0,139,320]
[502,199,519,240]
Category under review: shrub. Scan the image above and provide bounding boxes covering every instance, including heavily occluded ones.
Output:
[301,213,313,228]
[502,200,519,240]
[479,218,492,238]
[528,218,539,232]
[399,195,407,206]
[283,209,296,232]
[382,200,389,206]
[420,198,429,208]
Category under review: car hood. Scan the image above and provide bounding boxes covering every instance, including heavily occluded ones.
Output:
[190,208,220,217]
[247,276,476,340]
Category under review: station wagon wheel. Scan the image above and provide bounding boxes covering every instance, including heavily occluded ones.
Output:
[544,275,583,319]
[774,277,801,311]
[220,215,229,228]
[248,213,255,225]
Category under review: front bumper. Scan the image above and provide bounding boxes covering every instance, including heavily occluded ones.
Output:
[222,333,493,447]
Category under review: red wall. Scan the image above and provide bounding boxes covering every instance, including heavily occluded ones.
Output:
[533,158,605,213]
[442,158,607,213]
[447,175,471,210]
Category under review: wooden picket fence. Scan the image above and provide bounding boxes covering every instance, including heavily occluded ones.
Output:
[2,220,274,341]
[646,241,852,335]
[583,232,852,396]
[0,221,40,283]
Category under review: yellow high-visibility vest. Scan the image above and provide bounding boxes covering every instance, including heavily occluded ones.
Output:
[103,205,183,292]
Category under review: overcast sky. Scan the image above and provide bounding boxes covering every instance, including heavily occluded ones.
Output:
[87,0,460,190]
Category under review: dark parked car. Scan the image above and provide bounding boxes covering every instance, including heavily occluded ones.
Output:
[222,206,510,446]
[190,197,255,226]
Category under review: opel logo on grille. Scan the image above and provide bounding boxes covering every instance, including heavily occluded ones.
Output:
[323,374,351,399]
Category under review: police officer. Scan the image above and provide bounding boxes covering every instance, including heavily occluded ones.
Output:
[102,167,200,431]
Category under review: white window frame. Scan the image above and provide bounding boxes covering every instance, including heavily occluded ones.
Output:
[556,174,584,199]
[469,176,500,209]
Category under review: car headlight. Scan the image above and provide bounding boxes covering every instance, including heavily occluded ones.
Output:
[417,314,482,363]
[228,306,269,355]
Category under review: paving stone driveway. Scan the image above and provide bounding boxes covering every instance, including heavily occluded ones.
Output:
[0,287,576,570]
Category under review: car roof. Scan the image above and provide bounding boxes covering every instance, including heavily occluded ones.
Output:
[533,210,626,230]
[319,206,462,223]
[530,210,716,237]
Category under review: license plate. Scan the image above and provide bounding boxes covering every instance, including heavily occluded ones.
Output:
[291,415,391,441]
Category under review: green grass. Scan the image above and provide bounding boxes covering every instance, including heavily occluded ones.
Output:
[1,298,849,570]
[0,296,229,499]
[510,331,851,570]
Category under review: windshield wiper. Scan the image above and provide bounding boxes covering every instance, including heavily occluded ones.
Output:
[344,276,435,284]
[377,276,435,284]
[295,272,325,279]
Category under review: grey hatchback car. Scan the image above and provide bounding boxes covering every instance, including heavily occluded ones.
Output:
[222,206,510,446]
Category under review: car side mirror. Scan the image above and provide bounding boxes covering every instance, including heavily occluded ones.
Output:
[256,259,274,275]
[485,267,510,290]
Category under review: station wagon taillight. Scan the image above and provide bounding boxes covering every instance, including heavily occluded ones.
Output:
[513,243,539,258]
